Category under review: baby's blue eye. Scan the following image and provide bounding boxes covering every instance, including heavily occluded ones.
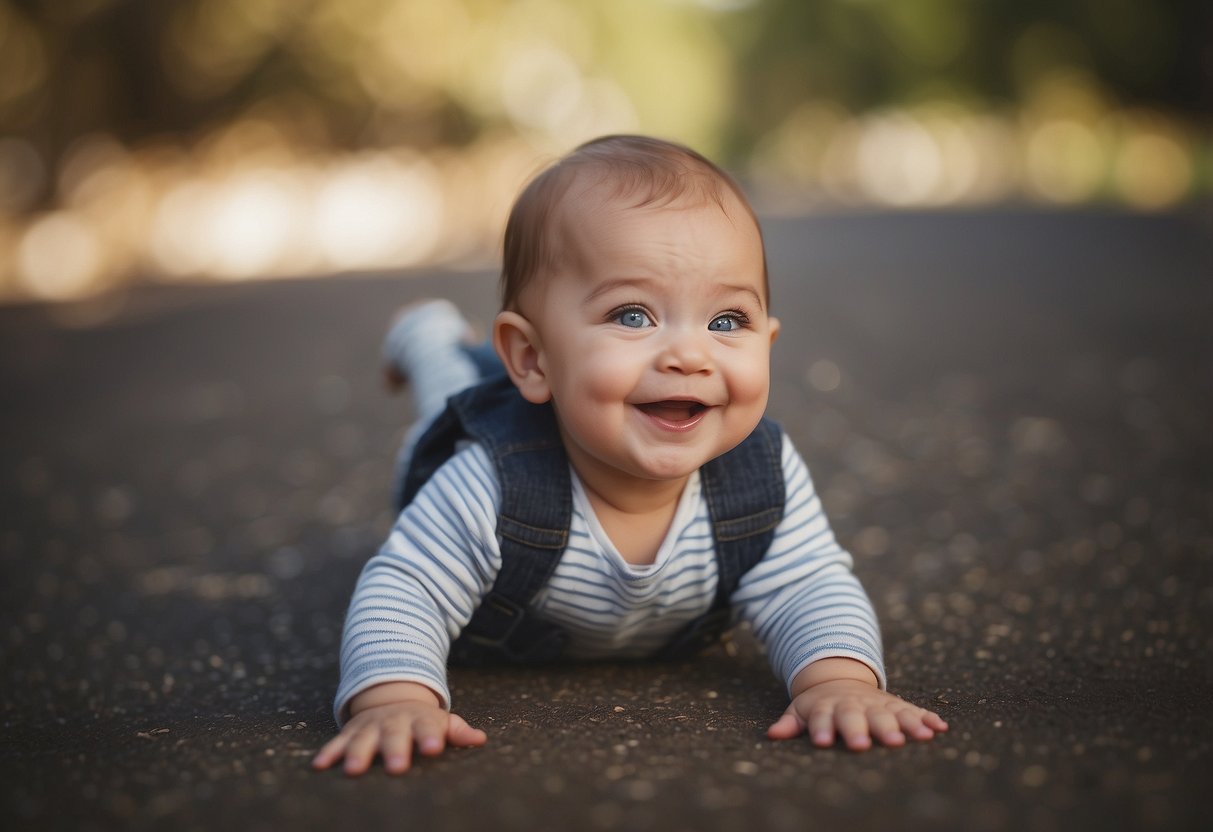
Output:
[616,309,652,328]
[709,315,739,332]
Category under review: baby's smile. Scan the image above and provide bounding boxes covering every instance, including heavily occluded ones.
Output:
[634,399,712,430]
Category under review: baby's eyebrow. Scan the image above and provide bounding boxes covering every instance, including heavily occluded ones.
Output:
[584,278,765,311]
[583,277,656,304]
[718,284,765,311]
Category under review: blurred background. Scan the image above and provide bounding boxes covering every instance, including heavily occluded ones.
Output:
[1,0,1210,303]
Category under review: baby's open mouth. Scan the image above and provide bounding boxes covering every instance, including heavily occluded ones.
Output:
[636,400,708,422]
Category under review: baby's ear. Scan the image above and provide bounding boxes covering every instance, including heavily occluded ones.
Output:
[493,311,551,404]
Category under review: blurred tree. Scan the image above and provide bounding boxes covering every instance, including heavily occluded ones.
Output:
[1,0,1210,206]
[724,0,1211,156]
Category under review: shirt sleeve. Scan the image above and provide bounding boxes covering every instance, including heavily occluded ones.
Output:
[729,432,887,693]
[333,443,501,724]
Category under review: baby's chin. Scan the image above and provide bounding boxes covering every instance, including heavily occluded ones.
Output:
[624,444,736,482]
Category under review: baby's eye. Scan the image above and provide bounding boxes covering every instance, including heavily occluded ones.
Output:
[708,313,745,332]
[614,308,653,328]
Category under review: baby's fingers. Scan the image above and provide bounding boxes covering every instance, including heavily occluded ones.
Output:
[341,725,384,776]
[380,724,414,774]
[447,713,488,748]
[766,710,806,741]
[895,706,949,741]
[835,704,873,751]
[412,717,447,757]
[311,733,351,771]
[806,704,837,748]
[866,709,906,747]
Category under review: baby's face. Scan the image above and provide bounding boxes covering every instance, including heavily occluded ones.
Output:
[519,189,778,486]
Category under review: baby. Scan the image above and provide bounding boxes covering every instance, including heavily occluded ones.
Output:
[313,135,948,776]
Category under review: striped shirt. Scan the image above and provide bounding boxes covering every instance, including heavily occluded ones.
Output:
[335,431,885,722]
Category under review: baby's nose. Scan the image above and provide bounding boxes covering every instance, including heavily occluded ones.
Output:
[657,329,711,374]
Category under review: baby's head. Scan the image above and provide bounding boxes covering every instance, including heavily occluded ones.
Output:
[500,134,768,312]
[493,135,778,486]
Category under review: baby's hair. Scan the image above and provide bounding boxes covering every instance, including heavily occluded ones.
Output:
[500,134,768,310]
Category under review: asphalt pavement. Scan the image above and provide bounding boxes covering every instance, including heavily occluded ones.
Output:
[2,206,1211,831]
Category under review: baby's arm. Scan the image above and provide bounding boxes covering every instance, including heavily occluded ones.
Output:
[733,434,947,750]
[322,445,502,775]
[767,657,948,750]
[312,681,486,775]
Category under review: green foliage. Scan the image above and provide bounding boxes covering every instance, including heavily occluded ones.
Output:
[0,0,1205,169]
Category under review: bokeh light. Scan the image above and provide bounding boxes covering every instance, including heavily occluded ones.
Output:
[17,212,103,300]
[1113,119,1195,210]
[0,0,1207,303]
[312,153,443,271]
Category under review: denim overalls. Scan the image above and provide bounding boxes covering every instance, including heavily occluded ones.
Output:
[397,356,785,666]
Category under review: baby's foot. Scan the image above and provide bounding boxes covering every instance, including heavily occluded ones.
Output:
[381,299,478,393]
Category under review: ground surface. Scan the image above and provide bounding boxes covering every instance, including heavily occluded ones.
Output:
[2,207,1211,831]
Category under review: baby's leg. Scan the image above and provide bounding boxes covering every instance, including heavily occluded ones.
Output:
[382,299,483,502]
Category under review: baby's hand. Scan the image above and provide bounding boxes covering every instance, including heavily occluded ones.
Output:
[767,659,948,752]
[312,682,487,776]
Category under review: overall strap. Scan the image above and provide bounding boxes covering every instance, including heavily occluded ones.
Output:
[703,417,785,607]
[403,375,571,664]
[655,418,785,658]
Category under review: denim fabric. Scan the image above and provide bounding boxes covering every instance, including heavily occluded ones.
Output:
[399,367,785,665]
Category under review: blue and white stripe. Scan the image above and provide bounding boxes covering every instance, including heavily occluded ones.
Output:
[334,432,885,724]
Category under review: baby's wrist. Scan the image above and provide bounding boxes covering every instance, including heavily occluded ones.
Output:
[349,681,443,716]
[790,657,880,698]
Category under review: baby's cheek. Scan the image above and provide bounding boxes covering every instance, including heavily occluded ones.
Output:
[728,367,771,410]
[578,354,638,402]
